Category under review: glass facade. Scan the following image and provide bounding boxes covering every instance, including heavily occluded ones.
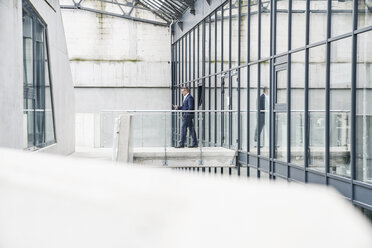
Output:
[171,0,372,208]
[23,1,56,149]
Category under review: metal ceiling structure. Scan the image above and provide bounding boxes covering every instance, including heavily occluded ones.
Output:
[60,0,194,26]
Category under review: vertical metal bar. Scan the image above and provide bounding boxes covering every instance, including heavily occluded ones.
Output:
[304,0,310,183]
[189,30,191,87]
[270,0,275,179]
[171,43,175,147]
[202,20,206,143]
[237,0,242,150]
[257,0,262,177]
[287,0,292,178]
[247,0,251,156]
[214,11,218,146]
[193,28,196,113]
[182,37,184,85]
[221,5,225,147]
[228,0,232,148]
[325,0,331,184]
[185,34,187,84]
[350,0,358,204]
[209,15,212,145]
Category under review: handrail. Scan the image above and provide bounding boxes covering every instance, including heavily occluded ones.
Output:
[101,110,244,113]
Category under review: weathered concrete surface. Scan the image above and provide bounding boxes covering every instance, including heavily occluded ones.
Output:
[60,2,171,148]
[0,0,75,154]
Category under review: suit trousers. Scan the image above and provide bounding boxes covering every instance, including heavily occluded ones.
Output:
[180,116,198,146]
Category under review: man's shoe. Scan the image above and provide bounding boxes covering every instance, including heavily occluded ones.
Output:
[175,145,185,148]
[189,144,198,148]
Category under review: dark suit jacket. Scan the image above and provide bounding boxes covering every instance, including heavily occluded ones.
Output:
[177,94,195,118]
[259,94,267,111]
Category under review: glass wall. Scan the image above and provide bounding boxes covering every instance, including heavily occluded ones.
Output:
[23,0,56,149]
[171,0,372,209]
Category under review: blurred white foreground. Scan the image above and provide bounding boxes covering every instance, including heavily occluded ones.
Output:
[0,148,371,248]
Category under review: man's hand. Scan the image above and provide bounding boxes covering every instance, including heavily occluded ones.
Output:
[173,105,178,110]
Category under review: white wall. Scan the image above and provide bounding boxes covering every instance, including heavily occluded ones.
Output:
[0,0,23,149]
[0,0,75,155]
[60,1,171,148]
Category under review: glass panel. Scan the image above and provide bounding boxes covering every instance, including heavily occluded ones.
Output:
[308,44,326,171]
[223,3,230,70]
[216,75,222,145]
[330,37,352,178]
[358,0,372,29]
[331,0,353,38]
[35,20,45,147]
[275,112,287,161]
[205,21,210,76]
[23,4,56,149]
[199,24,203,79]
[223,75,229,147]
[292,0,306,49]
[231,0,239,69]
[356,31,372,183]
[232,73,239,149]
[241,66,248,151]
[250,0,259,61]
[309,0,327,44]
[210,14,216,75]
[217,8,222,72]
[276,69,287,104]
[290,51,305,165]
[241,0,248,64]
[23,11,34,148]
[276,0,289,54]
[249,64,258,154]
[260,61,270,157]
[261,0,271,58]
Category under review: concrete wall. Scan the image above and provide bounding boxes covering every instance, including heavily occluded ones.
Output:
[0,0,75,155]
[0,0,23,149]
[60,1,171,148]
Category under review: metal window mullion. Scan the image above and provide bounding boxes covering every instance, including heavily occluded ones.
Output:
[247,0,251,155]
[171,44,175,146]
[304,0,310,183]
[270,0,276,179]
[229,0,232,148]
[325,0,331,182]
[208,15,212,144]
[287,0,292,168]
[202,20,206,143]
[181,37,184,84]
[221,6,225,147]
[189,30,192,88]
[214,11,218,146]
[237,0,242,150]
[257,0,262,177]
[350,0,358,203]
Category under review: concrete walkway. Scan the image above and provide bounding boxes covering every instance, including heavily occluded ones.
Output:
[70,146,237,168]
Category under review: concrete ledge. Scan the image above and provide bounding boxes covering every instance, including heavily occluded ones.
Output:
[133,147,237,167]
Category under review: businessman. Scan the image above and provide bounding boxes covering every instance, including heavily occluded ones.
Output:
[254,87,269,143]
[173,87,198,148]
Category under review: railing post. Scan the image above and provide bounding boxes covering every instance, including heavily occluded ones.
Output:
[163,112,168,166]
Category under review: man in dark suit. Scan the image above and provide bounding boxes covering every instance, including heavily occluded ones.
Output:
[173,87,198,148]
[254,87,269,143]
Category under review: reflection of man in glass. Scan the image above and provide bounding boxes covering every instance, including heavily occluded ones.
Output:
[254,87,269,143]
